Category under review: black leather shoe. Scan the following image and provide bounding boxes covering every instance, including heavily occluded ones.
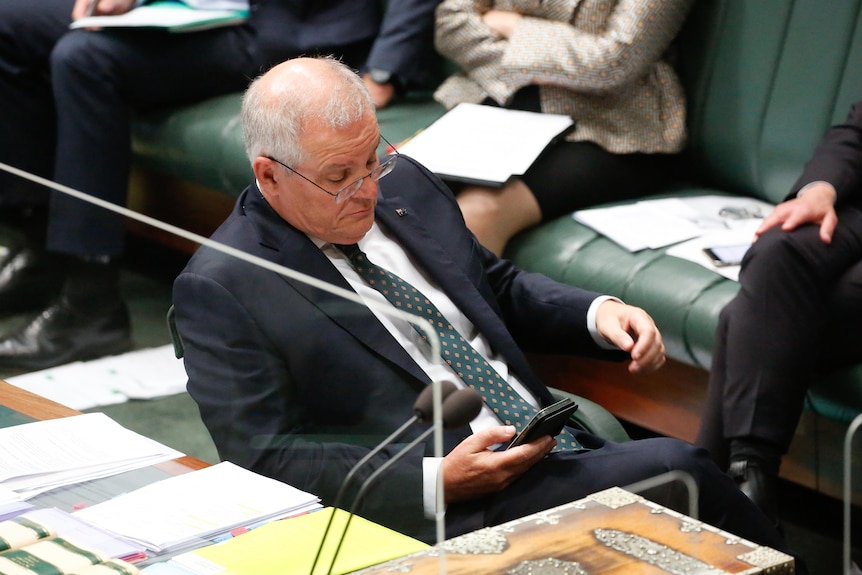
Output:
[0,295,131,371]
[0,244,63,315]
[728,458,780,527]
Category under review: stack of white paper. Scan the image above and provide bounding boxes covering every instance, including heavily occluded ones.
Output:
[73,462,321,554]
[0,413,183,500]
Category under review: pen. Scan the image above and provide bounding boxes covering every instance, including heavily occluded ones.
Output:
[85,0,98,17]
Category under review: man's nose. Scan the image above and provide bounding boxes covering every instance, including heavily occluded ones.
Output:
[355,175,380,199]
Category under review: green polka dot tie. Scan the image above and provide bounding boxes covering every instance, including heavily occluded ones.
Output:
[338,244,584,452]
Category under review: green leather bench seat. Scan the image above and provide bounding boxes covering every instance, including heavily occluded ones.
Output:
[130,0,862,499]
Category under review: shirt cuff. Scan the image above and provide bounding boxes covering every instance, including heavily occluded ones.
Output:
[796,180,835,198]
[587,295,623,350]
[422,457,443,518]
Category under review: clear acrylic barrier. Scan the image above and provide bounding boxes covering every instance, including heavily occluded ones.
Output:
[0,160,452,574]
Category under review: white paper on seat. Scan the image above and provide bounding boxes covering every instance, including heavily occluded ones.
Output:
[397,103,574,187]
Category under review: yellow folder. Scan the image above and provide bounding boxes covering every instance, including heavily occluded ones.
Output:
[174,508,428,575]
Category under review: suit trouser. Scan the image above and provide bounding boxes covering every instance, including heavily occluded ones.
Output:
[0,0,259,258]
[696,205,862,468]
[446,431,806,573]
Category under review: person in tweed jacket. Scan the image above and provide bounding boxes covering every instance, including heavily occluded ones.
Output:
[433,0,694,254]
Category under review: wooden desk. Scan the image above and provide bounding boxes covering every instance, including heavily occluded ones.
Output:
[0,379,208,473]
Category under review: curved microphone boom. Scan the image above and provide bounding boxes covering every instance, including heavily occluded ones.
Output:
[307,381,457,575]
[324,387,484,575]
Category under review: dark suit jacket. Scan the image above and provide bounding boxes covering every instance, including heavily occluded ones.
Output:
[250,0,441,87]
[173,156,613,541]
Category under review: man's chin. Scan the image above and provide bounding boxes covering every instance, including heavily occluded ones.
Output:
[331,218,374,245]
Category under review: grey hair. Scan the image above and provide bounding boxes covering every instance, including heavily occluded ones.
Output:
[241,55,375,167]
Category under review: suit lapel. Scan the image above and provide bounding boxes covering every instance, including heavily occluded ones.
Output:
[243,189,431,388]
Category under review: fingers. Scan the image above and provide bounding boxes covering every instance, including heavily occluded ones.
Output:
[463,425,517,450]
[627,315,665,374]
[597,301,666,374]
[71,0,92,20]
[755,204,790,238]
[819,208,838,244]
[596,300,635,351]
[441,427,553,503]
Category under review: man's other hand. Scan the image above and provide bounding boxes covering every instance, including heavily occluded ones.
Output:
[595,300,666,374]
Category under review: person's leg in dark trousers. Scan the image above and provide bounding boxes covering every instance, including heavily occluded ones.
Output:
[0,0,75,311]
[0,0,70,202]
[0,23,255,370]
[696,205,862,522]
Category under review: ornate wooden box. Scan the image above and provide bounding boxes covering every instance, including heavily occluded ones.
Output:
[356,487,793,574]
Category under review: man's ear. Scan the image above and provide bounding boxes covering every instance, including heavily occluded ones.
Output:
[253,156,281,198]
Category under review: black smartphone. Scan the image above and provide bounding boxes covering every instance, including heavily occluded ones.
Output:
[506,397,578,449]
[702,243,750,267]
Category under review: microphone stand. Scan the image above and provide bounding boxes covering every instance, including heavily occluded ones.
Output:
[325,388,483,575]
[307,382,455,575]
[325,427,436,575]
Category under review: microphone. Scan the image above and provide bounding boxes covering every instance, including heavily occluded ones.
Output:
[324,387,484,575]
[308,381,457,575]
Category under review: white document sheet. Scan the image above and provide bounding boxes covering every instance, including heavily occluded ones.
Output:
[397,103,574,186]
[6,345,188,411]
[572,195,772,252]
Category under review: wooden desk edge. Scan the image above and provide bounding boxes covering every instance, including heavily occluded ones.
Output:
[1,379,209,472]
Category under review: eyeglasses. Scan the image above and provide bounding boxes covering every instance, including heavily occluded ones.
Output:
[266,153,398,203]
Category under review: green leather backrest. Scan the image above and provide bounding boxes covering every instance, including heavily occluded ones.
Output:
[677,0,862,204]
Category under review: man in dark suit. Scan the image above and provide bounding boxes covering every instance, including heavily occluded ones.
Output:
[173,56,803,570]
[697,99,862,524]
[0,0,440,370]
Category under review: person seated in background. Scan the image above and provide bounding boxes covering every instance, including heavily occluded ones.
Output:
[431,0,693,255]
[696,99,862,526]
[172,56,806,572]
[0,0,440,371]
